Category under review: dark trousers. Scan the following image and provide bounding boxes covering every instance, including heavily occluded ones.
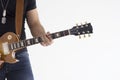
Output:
[0,49,34,80]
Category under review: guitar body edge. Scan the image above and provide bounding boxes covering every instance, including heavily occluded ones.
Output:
[0,32,19,64]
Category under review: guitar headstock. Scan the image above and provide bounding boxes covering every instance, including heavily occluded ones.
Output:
[70,23,93,38]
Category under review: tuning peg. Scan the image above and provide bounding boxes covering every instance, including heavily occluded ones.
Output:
[85,22,89,27]
[80,22,83,25]
[87,31,91,37]
[84,34,86,38]
[76,23,79,28]
[84,21,88,24]
[78,32,81,39]
[88,34,91,37]
[76,23,79,26]
[79,35,81,39]
[82,31,86,38]
[80,23,85,28]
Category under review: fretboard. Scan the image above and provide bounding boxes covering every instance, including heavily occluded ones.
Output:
[9,30,70,50]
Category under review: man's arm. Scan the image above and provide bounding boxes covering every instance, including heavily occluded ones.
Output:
[26,9,53,46]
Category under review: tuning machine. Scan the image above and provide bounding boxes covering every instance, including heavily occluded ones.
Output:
[76,23,79,28]
[78,32,81,39]
[82,31,86,38]
[76,23,81,39]
[76,23,86,39]
[80,23,84,28]
[82,22,89,27]
[78,32,86,39]
[87,31,91,37]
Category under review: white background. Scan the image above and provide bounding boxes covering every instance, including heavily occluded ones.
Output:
[25,0,120,80]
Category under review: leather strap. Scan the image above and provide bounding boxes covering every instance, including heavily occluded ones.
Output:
[15,0,24,38]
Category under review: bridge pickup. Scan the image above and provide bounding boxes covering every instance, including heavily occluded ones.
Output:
[2,42,10,55]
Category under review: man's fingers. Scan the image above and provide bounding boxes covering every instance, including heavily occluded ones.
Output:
[40,32,53,46]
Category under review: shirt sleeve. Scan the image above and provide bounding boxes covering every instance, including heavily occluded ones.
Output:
[26,0,36,11]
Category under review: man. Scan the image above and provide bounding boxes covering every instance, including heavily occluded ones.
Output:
[0,0,53,80]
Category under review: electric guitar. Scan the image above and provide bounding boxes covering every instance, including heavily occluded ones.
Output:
[0,23,93,68]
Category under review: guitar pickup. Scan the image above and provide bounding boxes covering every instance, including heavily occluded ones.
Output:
[2,42,10,55]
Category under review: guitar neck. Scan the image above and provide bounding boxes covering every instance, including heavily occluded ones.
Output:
[9,30,70,50]
[51,30,70,39]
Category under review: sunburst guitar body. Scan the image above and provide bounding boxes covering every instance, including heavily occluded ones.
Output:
[0,32,20,64]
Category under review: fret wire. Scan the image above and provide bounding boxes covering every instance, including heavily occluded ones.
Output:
[34,38,37,43]
[12,42,22,49]
[9,43,13,50]
[9,43,15,50]
[32,38,36,44]
[56,32,60,38]
[23,41,26,46]
[60,32,63,37]
[64,30,69,35]
[26,39,31,46]
[29,39,33,46]
[13,43,17,49]
[54,32,59,38]
[8,37,43,50]
[68,29,71,35]
[20,41,25,47]
[51,33,56,39]
[16,42,20,48]
[12,44,14,49]
[18,42,21,48]
[34,38,40,44]
[60,30,69,37]
[60,31,63,36]
[25,38,41,46]
[51,30,69,39]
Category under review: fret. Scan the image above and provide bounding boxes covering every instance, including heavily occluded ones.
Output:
[20,41,25,47]
[51,30,69,39]
[13,43,17,49]
[8,37,42,50]
[38,37,42,42]
[30,39,34,45]
[10,44,13,50]
[59,32,63,37]
[9,43,17,50]
[34,37,41,43]
[16,42,20,48]
[65,30,70,35]
[33,39,35,44]
[26,39,31,46]
[68,29,71,35]
[9,41,25,50]
[55,32,60,38]
[62,30,69,36]
[34,38,39,43]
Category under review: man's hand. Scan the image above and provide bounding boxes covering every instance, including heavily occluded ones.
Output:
[40,32,53,46]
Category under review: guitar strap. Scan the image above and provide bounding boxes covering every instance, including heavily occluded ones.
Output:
[15,0,24,39]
